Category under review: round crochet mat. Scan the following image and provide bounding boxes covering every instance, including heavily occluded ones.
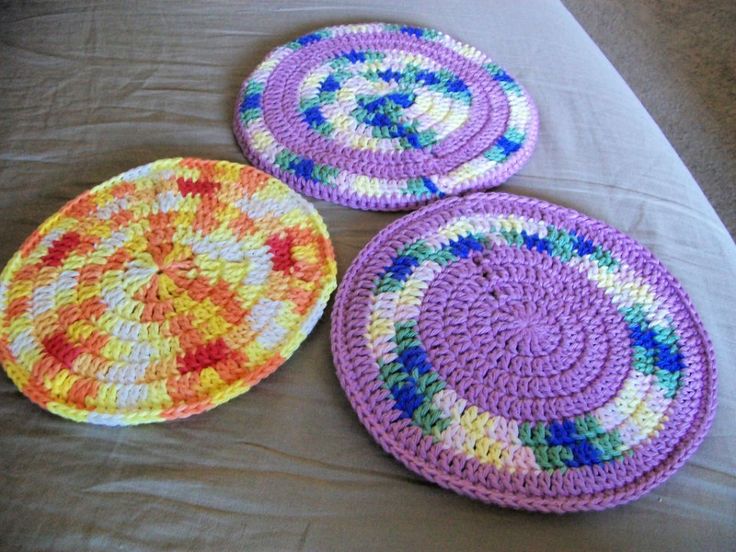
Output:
[0,158,337,425]
[233,23,538,211]
[331,193,716,512]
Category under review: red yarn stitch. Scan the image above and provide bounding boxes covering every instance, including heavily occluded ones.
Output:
[41,232,81,267]
[177,177,220,197]
[178,338,232,375]
[266,233,296,273]
[42,332,82,369]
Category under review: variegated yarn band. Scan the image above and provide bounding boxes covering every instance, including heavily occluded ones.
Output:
[331,192,716,512]
[0,158,337,425]
[233,23,538,211]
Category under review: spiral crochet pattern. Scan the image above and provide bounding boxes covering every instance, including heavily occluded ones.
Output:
[233,23,538,211]
[331,193,716,512]
[0,158,337,425]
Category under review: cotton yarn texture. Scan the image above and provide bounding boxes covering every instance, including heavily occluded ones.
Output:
[0,158,337,425]
[331,193,716,512]
[233,23,538,211]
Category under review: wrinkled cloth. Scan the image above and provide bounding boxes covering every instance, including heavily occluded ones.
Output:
[0,2,734,551]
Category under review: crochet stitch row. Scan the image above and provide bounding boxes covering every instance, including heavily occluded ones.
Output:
[0,158,337,425]
[234,23,538,210]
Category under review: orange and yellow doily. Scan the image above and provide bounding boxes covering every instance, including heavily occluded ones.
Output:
[0,158,337,425]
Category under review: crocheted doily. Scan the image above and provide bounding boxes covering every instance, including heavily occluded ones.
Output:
[233,23,538,211]
[0,158,337,425]
[331,193,716,512]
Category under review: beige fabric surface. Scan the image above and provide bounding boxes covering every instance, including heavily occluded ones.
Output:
[0,2,734,550]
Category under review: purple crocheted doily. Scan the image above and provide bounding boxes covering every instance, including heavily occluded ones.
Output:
[233,23,538,211]
[331,193,717,512]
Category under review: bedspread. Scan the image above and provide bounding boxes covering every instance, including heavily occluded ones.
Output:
[0,2,734,550]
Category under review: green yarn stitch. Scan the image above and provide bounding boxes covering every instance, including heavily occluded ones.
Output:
[397,239,433,260]
[374,274,404,293]
[379,360,407,389]
[484,62,504,77]
[500,229,524,247]
[574,414,605,439]
[299,97,321,111]
[274,149,298,171]
[240,81,264,124]
[519,421,547,447]
[403,178,433,197]
[313,163,340,184]
[286,29,330,50]
[394,321,421,354]
[498,79,522,96]
[633,346,657,375]
[274,148,340,186]
[591,430,625,461]
[533,444,573,471]
[483,146,507,163]
[656,369,682,398]
[245,81,264,95]
[621,304,648,326]
[504,128,525,143]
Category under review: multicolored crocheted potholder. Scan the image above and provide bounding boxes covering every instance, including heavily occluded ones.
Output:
[233,23,538,211]
[0,158,337,425]
[331,193,716,512]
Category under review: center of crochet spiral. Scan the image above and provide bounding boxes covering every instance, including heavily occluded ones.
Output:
[296,49,472,153]
[489,298,563,358]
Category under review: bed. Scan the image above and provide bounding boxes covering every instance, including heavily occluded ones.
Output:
[0,1,734,550]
